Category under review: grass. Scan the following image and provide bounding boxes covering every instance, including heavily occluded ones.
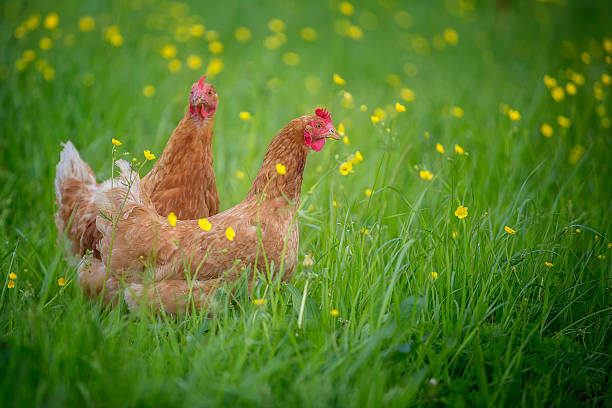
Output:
[1,0,611,406]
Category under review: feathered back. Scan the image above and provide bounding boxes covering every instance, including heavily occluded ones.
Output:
[55,141,95,205]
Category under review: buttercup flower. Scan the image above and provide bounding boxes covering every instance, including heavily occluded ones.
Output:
[454,205,468,219]
[365,189,372,197]
[436,143,445,154]
[544,262,553,268]
[111,138,122,146]
[454,144,465,155]
[239,112,251,120]
[78,16,95,32]
[505,226,516,234]
[8,280,15,288]
[339,162,353,176]
[198,218,211,231]
[276,163,286,175]
[58,277,66,286]
[401,88,415,102]
[395,102,406,112]
[419,170,433,180]
[168,212,177,227]
[429,271,438,281]
[143,85,155,98]
[540,123,553,138]
[253,298,267,306]
[9,272,17,280]
[330,309,340,317]
[225,227,235,241]
[235,27,251,42]
[333,73,346,85]
[144,150,156,160]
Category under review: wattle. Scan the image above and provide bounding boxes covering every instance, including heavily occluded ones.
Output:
[311,138,325,152]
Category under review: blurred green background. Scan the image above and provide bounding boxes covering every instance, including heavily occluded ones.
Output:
[1,0,611,406]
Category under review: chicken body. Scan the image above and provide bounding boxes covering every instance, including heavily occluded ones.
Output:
[55,77,219,257]
[83,112,338,313]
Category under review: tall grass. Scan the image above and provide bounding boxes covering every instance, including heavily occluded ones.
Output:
[1,0,610,406]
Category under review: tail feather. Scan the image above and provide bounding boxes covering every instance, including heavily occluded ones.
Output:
[55,141,95,205]
[55,142,99,256]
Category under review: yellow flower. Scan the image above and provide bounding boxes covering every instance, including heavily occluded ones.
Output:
[543,75,557,88]
[436,143,445,154]
[300,27,317,41]
[9,272,17,280]
[557,115,571,128]
[451,106,464,118]
[395,102,406,113]
[593,82,604,100]
[454,205,468,219]
[544,262,553,268]
[160,44,177,59]
[25,15,41,31]
[504,226,516,234]
[333,73,346,85]
[268,19,286,33]
[276,163,286,175]
[111,138,122,146]
[206,58,224,77]
[333,200,339,208]
[540,123,553,138]
[452,231,457,239]
[454,144,465,155]
[209,41,223,54]
[168,212,177,227]
[419,170,433,180]
[264,36,281,50]
[338,123,345,136]
[365,189,372,197]
[565,82,577,95]
[144,150,156,160]
[253,298,267,306]
[551,86,565,102]
[575,228,581,233]
[58,277,66,286]
[443,28,458,45]
[239,111,251,121]
[8,280,15,289]
[347,25,363,40]
[235,171,245,180]
[572,72,585,85]
[354,151,363,163]
[330,309,340,317]
[44,12,59,30]
[142,85,155,98]
[225,227,235,241]
[78,16,95,32]
[198,218,211,231]
[187,55,202,69]
[602,73,611,85]
[360,228,369,234]
[343,136,349,145]
[235,27,251,42]
[370,115,380,123]
[400,88,415,102]
[39,37,52,50]
[580,51,591,64]
[283,52,300,66]
[508,109,521,121]
[339,161,353,176]
[22,49,36,62]
[429,271,438,281]
[189,24,205,38]
[568,144,584,164]
[339,1,355,15]
[206,30,219,41]
[43,67,55,81]
[360,104,367,111]
[167,59,181,72]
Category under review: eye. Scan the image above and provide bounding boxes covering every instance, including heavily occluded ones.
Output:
[315,123,322,129]
[207,91,213,96]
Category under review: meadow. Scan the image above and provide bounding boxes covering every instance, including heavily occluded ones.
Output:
[1,0,611,406]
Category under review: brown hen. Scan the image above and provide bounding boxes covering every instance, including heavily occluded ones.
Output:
[55,76,219,257]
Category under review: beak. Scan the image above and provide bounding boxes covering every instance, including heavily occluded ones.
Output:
[326,128,341,140]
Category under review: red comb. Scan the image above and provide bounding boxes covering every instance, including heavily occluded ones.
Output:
[315,108,332,123]
[197,75,207,89]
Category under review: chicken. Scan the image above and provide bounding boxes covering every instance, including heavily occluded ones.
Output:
[80,109,339,313]
[55,76,219,257]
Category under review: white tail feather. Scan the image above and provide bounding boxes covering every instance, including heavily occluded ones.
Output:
[55,141,96,204]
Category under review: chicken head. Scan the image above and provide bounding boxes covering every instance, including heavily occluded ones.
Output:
[304,108,339,151]
[189,75,218,118]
